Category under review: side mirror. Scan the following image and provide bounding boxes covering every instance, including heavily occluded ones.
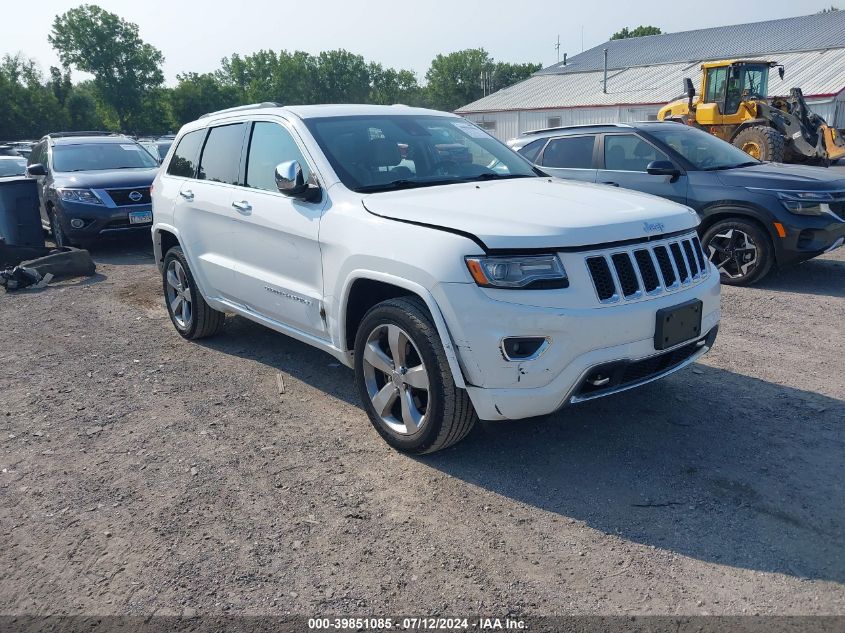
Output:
[275,160,311,199]
[646,160,680,177]
[683,77,696,106]
[26,163,46,177]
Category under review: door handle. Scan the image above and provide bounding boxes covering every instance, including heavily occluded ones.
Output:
[232,200,252,213]
[601,181,619,187]
[179,189,194,201]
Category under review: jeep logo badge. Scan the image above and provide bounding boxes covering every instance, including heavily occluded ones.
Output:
[128,190,143,202]
[643,221,665,233]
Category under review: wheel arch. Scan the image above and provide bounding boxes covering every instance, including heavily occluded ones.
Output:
[339,272,467,389]
[698,205,783,265]
[152,224,182,272]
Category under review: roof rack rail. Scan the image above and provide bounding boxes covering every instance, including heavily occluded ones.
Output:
[200,102,283,119]
[522,123,630,136]
[43,131,121,138]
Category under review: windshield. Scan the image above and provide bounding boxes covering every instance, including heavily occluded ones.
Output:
[649,126,760,171]
[0,157,27,177]
[304,115,537,192]
[52,142,159,172]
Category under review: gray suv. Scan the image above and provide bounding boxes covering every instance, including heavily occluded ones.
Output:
[509,122,845,285]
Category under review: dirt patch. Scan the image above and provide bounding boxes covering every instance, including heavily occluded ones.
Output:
[1,237,843,617]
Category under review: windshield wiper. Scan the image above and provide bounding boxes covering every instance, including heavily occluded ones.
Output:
[355,178,460,193]
[701,161,760,171]
[469,173,533,181]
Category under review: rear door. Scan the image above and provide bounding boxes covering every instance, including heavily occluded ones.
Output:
[596,133,688,204]
[227,119,327,338]
[28,142,50,228]
[535,135,598,182]
[173,122,247,301]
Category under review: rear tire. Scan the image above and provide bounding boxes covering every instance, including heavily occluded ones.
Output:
[162,245,225,339]
[354,296,477,454]
[733,126,785,162]
[701,218,774,286]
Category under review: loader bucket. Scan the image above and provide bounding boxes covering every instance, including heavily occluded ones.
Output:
[822,125,845,161]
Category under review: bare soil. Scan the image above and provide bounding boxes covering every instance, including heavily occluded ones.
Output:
[1,238,843,617]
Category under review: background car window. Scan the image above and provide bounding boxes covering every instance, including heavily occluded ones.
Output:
[517,138,547,164]
[603,135,669,172]
[245,122,310,192]
[51,142,159,172]
[167,130,205,178]
[540,136,595,169]
[0,157,27,177]
[198,123,246,184]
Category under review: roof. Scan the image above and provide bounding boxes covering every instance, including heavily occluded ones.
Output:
[50,135,132,145]
[201,103,453,123]
[540,11,845,75]
[457,48,845,113]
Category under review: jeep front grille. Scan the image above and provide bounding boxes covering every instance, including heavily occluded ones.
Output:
[585,233,709,304]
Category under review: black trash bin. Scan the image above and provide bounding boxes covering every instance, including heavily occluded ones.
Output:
[0,176,44,247]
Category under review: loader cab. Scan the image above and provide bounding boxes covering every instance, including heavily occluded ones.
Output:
[699,61,773,119]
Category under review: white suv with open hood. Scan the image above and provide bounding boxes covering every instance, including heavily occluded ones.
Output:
[151,104,720,453]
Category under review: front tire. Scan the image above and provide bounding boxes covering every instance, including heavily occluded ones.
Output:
[49,209,78,248]
[701,219,774,286]
[354,296,477,454]
[162,245,225,339]
[733,126,785,162]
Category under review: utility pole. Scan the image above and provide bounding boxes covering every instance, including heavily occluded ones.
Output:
[555,35,561,63]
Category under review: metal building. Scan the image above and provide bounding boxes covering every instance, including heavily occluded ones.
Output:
[457,12,845,141]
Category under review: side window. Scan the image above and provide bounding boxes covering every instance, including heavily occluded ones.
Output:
[704,66,727,104]
[603,134,669,172]
[517,138,547,164]
[539,136,595,169]
[197,123,246,185]
[245,122,311,192]
[166,130,206,178]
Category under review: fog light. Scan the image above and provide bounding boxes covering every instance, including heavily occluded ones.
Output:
[70,218,85,229]
[501,337,549,361]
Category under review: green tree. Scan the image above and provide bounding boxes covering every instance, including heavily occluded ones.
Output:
[368,63,422,105]
[313,50,371,103]
[818,5,839,11]
[48,4,165,133]
[490,62,541,92]
[424,48,492,112]
[610,25,662,40]
[170,72,239,126]
[65,81,108,131]
[0,54,66,139]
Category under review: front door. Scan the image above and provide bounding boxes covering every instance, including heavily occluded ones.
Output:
[228,120,327,339]
[597,133,688,205]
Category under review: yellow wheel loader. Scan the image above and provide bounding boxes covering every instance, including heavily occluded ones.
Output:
[658,60,845,166]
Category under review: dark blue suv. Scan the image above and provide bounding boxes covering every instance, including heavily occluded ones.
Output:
[26,132,159,247]
[509,122,845,285]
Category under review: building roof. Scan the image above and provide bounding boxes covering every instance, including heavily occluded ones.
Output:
[458,46,845,114]
[540,11,845,75]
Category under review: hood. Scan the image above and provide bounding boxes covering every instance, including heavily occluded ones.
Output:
[362,178,699,250]
[716,162,845,190]
[52,168,159,189]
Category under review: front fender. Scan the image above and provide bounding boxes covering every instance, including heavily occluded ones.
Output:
[337,270,468,389]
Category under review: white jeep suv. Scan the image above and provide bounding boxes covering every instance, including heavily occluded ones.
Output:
[151,104,720,454]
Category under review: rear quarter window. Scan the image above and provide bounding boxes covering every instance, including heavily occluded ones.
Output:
[166,129,206,178]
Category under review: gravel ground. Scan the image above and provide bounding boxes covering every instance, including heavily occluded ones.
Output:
[0,237,843,617]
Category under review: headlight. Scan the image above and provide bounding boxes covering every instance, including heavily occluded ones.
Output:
[465,254,568,289]
[57,188,103,205]
[746,188,835,216]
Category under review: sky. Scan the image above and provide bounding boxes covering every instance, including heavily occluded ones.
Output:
[3,0,841,85]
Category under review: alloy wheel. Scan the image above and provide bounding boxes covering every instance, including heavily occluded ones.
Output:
[165,259,193,329]
[362,323,430,436]
[706,228,759,280]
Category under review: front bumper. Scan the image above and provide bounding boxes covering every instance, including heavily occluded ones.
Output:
[774,212,845,267]
[434,269,721,421]
[55,200,152,240]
